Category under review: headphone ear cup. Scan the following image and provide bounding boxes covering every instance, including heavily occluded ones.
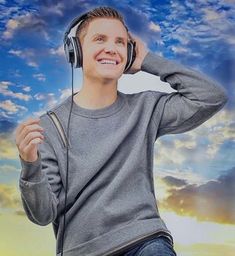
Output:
[71,36,83,68]
[124,41,136,73]
[64,36,83,68]
[64,37,75,65]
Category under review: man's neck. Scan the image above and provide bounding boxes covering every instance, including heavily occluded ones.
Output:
[73,77,118,110]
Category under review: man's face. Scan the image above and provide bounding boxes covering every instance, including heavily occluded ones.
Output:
[81,18,128,82]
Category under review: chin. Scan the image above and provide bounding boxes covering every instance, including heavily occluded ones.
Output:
[98,71,122,80]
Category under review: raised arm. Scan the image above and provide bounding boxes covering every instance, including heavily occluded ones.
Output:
[128,35,228,137]
[141,52,228,137]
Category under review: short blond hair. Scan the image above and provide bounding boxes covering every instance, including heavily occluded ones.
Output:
[76,6,131,44]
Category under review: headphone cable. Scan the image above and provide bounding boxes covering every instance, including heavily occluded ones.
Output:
[61,63,74,256]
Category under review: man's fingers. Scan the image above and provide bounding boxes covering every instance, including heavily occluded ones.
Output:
[22,131,44,148]
[18,132,44,153]
[15,118,41,138]
[19,137,43,162]
[15,117,44,162]
[25,138,43,152]
[16,124,44,146]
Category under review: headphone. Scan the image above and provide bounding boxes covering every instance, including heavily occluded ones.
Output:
[63,12,136,72]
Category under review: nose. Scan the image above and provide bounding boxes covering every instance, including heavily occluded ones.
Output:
[105,49,116,55]
[104,41,117,55]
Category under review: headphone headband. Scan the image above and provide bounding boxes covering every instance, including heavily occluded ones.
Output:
[63,13,88,44]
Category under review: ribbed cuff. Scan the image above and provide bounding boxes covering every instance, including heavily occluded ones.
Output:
[19,152,44,182]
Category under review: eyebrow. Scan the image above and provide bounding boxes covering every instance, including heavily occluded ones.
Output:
[92,33,127,42]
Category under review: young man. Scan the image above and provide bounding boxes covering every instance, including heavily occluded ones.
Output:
[15,6,227,256]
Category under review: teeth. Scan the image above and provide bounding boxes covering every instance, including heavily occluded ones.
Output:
[98,59,117,65]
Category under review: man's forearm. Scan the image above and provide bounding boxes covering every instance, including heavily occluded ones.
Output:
[141,52,228,136]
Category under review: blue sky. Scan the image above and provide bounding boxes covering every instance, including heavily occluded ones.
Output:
[0,1,235,251]
[1,0,234,120]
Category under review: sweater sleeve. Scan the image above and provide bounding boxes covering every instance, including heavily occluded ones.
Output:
[19,133,62,226]
[141,52,228,138]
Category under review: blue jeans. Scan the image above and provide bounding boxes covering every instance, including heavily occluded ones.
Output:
[122,236,177,256]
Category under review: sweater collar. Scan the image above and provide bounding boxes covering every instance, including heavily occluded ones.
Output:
[66,90,125,118]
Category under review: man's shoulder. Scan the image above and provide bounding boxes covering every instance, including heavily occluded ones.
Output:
[39,96,71,122]
[119,90,167,112]
[121,90,165,102]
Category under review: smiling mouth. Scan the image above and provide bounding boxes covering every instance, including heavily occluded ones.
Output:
[97,59,119,65]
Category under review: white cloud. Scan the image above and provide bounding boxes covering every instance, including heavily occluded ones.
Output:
[174,139,197,150]
[8,49,22,57]
[33,73,46,82]
[8,48,39,68]
[59,88,72,100]
[50,45,65,56]
[0,81,12,86]
[154,139,187,165]
[33,85,81,117]
[33,88,80,116]
[34,92,57,108]
[27,61,38,68]
[40,2,64,16]
[171,45,189,54]
[152,108,234,169]
[0,7,20,26]
[2,12,46,40]
[155,167,205,186]
[0,81,32,101]
[3,19,20,39]
[33,88,74,117]
[21,86,31,92]
[202,110,235,158]
[163,25,191,46]
[203,8,223,21]
[198,4,235,47]
[0,110,11,119]
[34,93,46,101]
[149,21,161,32]
[162,0,235,56]
[32,109,47,118]
[0,100,27,114]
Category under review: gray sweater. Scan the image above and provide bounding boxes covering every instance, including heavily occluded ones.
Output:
[19,52,228,256]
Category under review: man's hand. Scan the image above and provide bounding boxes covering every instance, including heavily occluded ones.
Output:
[15,118,44,162]
[124,34,149,74]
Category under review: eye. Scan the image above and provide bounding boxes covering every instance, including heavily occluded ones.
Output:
[117,39,125,45]
[96,36,104,42]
